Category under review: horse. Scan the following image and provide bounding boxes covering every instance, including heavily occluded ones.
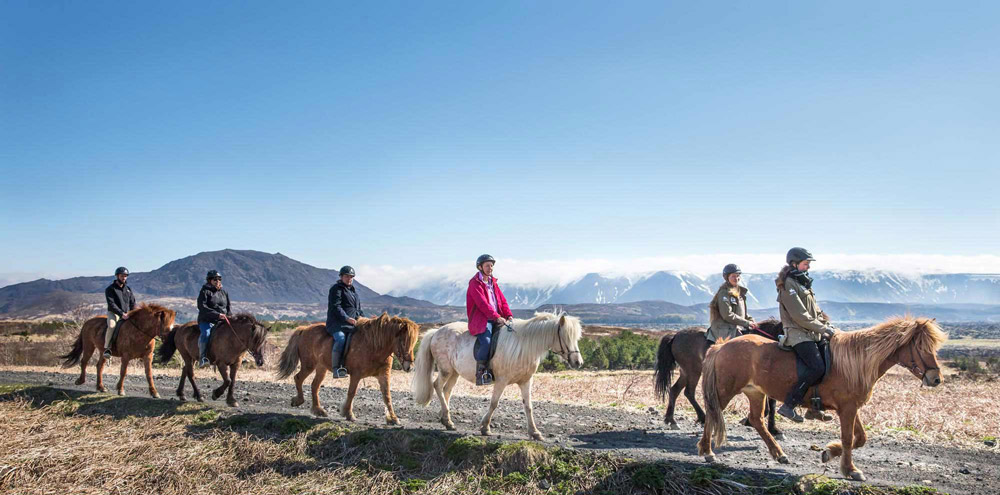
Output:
[654,319,786,438]
[275,313,418,423]
[59,303,177,397]
[157,314,270,407]
[412,311,584,441]
[697,316,945,481]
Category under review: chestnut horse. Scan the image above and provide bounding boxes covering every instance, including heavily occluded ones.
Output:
[275,313,418,423]
[59,303,177,397]
[697,317,945,481]
[157,314,270,406]
[654,320,786,437]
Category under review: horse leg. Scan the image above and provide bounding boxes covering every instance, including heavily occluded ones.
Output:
[310,367,328,417]
[830,407,864,481]
[823,412,866,463]
[663,372,686,430]
[432,371,454,430]
[212,364,230,401]
[144,351,159,398]
[340,374,359,421]
[187,359,204,401]
[225,362,239,407]
[746,392,788,463]
[519,378,543,441]
[766,397,784,440]
[684,373,706,424]
[116,358,128,396]
[377,368,399,425]
[479,379,507,436]
[176,361,188,401]
[291,364,313,407]
[84,341,99,390]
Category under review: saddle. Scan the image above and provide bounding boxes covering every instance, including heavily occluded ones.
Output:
[472,328,502,363]
[342,331,354,367]
[778,338,832,411]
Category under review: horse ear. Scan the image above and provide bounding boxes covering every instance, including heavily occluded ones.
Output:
[559,313,566,327]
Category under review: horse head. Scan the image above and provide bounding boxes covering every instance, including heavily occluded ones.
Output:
[554,313,584,368]
[250,322,270,367]
[892,318,945,387]
[392,315,419,372]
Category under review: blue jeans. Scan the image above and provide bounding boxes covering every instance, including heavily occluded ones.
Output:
[198,322,215,348]
[327,325,349,367]
[475,323,493,361]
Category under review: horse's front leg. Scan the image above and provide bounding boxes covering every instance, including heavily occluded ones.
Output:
[377,367,399,425]
[340,374,360,421]
[823,412,867,462]
[212,364,230,400]
[225,362,240,407]
[766,397,784,440]
[144,350,159,398]
[518,378,543,441]
[480,379,507,436]
[834,407,865,481]
[310,367,328,417]
[116,359,129,396]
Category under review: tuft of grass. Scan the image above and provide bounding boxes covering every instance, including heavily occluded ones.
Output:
[279,418,314,435]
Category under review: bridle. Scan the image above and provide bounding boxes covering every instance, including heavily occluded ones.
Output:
[896,340,938,381]
[221,318,264,359]
[554,321,581,361]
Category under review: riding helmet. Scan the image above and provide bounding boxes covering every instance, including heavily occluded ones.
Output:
[786,247,816,265]
[206,270,222,281]
[339,266,355,277]
[114,266,129,276]
[476,254,496,268]
[722,263,741,279]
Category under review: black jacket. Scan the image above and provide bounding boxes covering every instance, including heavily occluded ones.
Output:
[105,281,136,317]
[197,283,232,324]
[327,281,364,332]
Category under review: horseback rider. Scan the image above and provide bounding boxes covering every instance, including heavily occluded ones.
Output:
[466,254,514,386]
[103,266,136,359]
[775,247,840,422]
[197,270,232,367]
[706,264,757,342]
[327,265,364,379]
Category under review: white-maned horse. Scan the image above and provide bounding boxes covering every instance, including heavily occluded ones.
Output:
[412,311,584,440]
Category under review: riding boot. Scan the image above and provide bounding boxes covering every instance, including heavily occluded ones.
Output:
[475,360,493,386]
[777,403,804,422]
[331,348,347,379]
[198,339,210,368]
[805,409,833,421]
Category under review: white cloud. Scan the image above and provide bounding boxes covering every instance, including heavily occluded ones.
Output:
[358,254,1000,294]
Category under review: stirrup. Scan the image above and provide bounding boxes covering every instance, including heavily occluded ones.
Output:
[476,369,494,386]
[332,367,348,379]
[103,349,112,358]
[199,357,210,368]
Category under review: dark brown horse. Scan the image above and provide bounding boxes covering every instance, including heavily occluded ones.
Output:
[157,314,269,407]
[60,303,177,397]
[698,317,945,481]
[275,313,418,423]
[655,320,787,436]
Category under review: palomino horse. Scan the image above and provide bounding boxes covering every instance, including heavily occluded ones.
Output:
[654,320,786,437]
[275,313,418,423]
[157,314,270,406]
[59,303,177,397]
[698,317,945,481]
[412,311,584,440]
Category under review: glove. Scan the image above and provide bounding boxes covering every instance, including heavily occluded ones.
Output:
[822,327,837,340]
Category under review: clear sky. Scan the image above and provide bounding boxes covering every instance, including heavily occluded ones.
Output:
[2,1,998,288]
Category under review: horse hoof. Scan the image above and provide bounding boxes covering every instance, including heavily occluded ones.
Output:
[97,386,106,392]
[387,417,400,426]
[822,450,832,463]
[177,395,187,402]
[530,431,543,441]
[195,395,204,403]
[312,408,328,418]
[443,422,455,431]
[75,378,85,386]
[778,455,789,464]
[481,427,492,437]
[739,417,751,427]
[667,422,680,431]
[212,391,223,401]
[704,454,716,463]
[117,390,125,397]
[291,397,305,407]
[226,399,238,408]
[848,471,866,482]
[151,392,160,399]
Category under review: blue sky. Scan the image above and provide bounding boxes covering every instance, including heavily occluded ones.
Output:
[1,1,998,287]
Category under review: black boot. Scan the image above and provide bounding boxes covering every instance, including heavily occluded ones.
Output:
[475,361,493,386]
[777,403,804,422]
[331,348,347,379]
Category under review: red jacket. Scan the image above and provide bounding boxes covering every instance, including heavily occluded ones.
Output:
[466,274,513,335]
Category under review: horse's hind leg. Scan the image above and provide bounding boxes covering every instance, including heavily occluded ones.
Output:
[176,362,188,401]
[310,367,328,417]
[212,364,230,400]
[434,371,457,430]
[766,397,784,439]
[377,367,399,425]
[291,364,313,407]
[225,363,240,407]
[519,378,543,441]
[144,351,159,398]
[116,359,129,396]
[80,340,96,388]
[746,392,787,463]
[480,379,507,436]
[823,413,866,463]
[663,372,686,429]
[188,364,204,402]
[683,373,706,424]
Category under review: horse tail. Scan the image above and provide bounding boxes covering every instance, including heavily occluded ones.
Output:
[158,328,178,364]
[653,332,677,402]
[59,328,85,368]
[275,329,303,380]
[702,344,727,449]
[412,328,437,406]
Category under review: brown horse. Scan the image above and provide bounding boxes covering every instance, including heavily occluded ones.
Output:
[654,320,785,437]
[59,303,177,397]
[157,314,270,406]
[697,317,945,481]
[275,313,418,423]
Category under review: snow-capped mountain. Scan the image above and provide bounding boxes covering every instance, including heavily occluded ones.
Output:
[390,270,1000,309]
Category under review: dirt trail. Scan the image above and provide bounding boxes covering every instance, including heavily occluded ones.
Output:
[1,368,996,494]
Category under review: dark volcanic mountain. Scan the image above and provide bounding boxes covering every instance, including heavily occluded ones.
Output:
[0,250,438,318]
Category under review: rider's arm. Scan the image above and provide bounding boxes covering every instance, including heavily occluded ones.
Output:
[779,288,828,338]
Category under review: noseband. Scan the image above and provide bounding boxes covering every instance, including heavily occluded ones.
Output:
[554,322,581,360]
[897,340,937,380]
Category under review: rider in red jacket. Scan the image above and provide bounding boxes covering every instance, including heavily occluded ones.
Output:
[466,254,513,385]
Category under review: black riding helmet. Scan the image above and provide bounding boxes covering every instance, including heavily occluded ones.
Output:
[722,263,741,280]
[115,266,129,276]
[476,254,495,269]
[786,247,816,265]
[206,270,222,281]
[339,266,355,277]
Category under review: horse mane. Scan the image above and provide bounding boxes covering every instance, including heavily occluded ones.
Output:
[830,316,947,393]
[496,311,583,369]
[231,313,268,350]
[354,313,419,352]
[126,303,174,330]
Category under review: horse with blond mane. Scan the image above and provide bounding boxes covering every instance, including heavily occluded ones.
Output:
[275,313,419,423]
[697,316,946,481]
[412,311,584,440]
[60,303,177,397]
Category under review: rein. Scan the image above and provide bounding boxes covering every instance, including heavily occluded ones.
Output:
[221,318,258,354]
[554,321,581,359]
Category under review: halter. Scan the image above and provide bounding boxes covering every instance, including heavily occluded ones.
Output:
[554,320,581,361]
[222,318,263,358]
[896,339,938,380]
